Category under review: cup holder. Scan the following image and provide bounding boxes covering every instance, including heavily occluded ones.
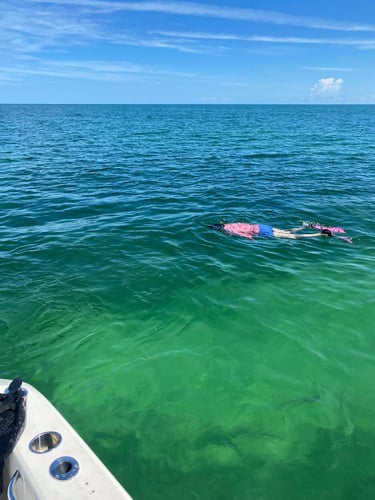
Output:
[50,456,79,480]
[29,431,62,453]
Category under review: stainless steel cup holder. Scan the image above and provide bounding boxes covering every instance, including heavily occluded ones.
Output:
[29,431,62,453]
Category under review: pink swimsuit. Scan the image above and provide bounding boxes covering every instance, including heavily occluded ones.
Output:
[223,223,259,239]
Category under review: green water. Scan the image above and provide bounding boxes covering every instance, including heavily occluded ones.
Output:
[1,105,374,499]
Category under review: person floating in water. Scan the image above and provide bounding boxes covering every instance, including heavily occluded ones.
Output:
[209,222,336,240]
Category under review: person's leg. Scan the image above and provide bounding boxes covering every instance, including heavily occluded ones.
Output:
[272,228,298,239]
[273,228,324,239]
[294,232,326,239]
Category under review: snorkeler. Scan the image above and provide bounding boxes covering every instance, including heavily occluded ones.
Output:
[209,222,339,240]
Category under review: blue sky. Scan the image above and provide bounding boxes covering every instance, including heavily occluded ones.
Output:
[2,0,375,103]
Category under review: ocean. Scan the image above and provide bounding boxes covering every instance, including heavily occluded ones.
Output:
[0,104,374,499]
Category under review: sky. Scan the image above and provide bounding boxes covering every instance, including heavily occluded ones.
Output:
[1,0,375,104]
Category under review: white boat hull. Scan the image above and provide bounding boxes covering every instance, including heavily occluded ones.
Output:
[0,379,132,499]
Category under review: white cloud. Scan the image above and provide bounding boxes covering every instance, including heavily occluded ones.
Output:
[29,0,375,32]
[2,2,375,59]
[154,30,375,49]
[0,4,102,54]
[304,66,354,72]
[310,77,344,95]
[0,59,198,83]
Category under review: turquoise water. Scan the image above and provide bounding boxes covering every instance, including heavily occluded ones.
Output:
[1,105,374,499]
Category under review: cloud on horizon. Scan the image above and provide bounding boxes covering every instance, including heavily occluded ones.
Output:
[310,77,344,96]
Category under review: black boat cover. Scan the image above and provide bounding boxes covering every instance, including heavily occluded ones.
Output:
[0,378,26,492]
